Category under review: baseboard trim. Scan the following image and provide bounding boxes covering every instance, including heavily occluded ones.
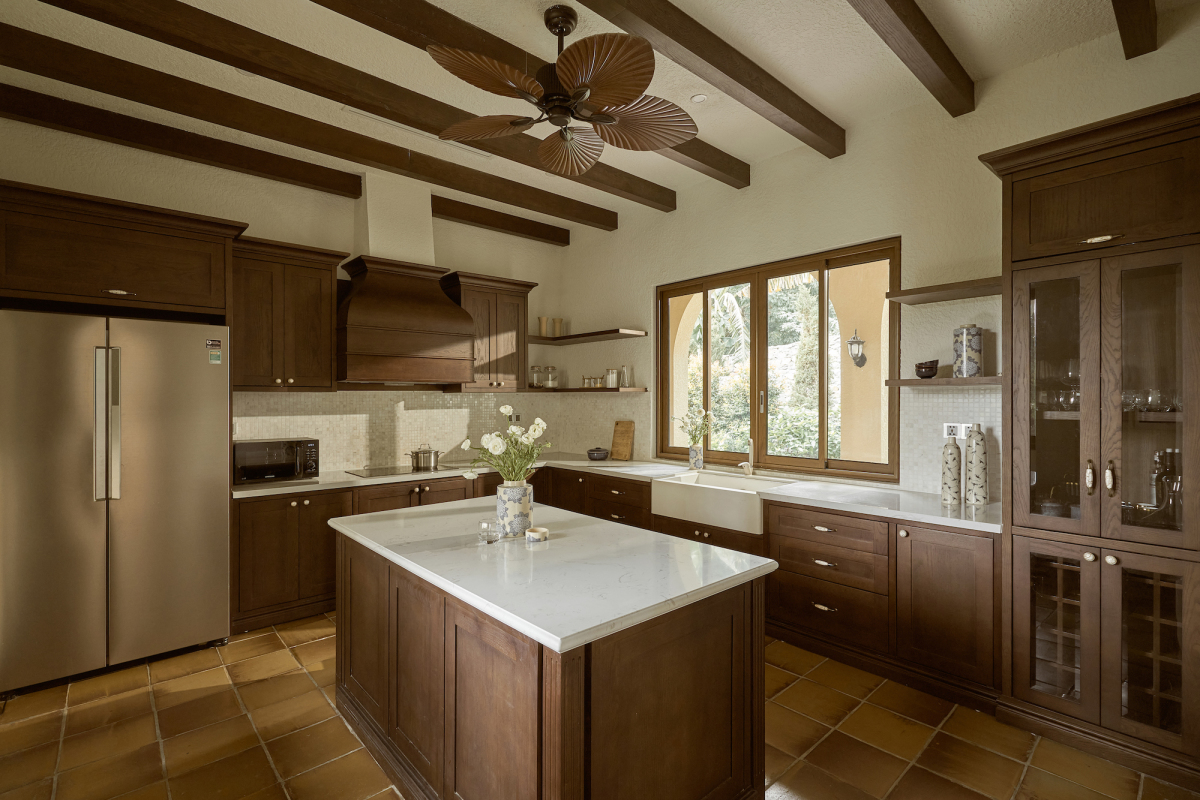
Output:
[231,597,334,633]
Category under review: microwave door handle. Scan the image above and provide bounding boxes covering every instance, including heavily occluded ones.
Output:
[94,347,107,501]
[108,347,121,500]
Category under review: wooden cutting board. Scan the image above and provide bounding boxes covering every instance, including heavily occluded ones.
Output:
[611,420,634,461]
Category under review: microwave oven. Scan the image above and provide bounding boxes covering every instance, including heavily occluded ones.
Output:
[233,438,319,485]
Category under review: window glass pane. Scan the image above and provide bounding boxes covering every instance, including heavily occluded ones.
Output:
[708,283,751,453]
[827,260,891,464]
[666,292,704,448]
[766,271,820,459]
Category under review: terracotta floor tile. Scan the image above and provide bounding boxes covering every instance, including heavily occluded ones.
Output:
[285,748,391,800]
[326,612,336,621]
[305,657,336,689]
[68,666,148,707]
[323,686,337,708]
[0,778,53,800]
[111,782,168,800]
[156,687,242,739]
[866,681,954,727]
[219,634,286,665]
[1142,777,1200,800]
[266,717,361,780]
[764,744,796,787]
[237,670,318,712]
[0,741,58,794]
[765,701,829,758]
[276,617,336,649]
[0,685,68,727]
[805,660,884,699]
[149,649,223,685]
[1016,767,1114,800]
[764,635,775,647]
[838,703,934,760]
[805,731,907,798]
[59,713,157,771]
[917,732,1024,800]
[228,627,276,644]
[774,678,861,727]
[766,760,875,800]
[65,688,152,737]
[0,711,62,757]
[228,649,300,686]
[366,791,399,800]
[888,767,991,800]
[765,641,825,677]
[249,689,335,741]
[163,714,259,777]
[1029,738,1140,800]
[291,636,336,668]
[765,665,799,699]
[942,706,1037,761]
[241,785,289,800]
[167,744,277,800]
[55,741,163,800]
[152,667,232,712]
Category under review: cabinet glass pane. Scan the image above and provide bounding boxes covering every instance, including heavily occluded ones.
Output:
[1119,265,1184,533]
[708,283,751,453]
[1120,568,1184,734]
[765,271,820,459]
[1029,554,1083,702]
[666,292,704,448]
[1028,278,1083,521]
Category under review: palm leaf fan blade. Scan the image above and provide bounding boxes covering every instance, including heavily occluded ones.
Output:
[593,96,697,151]
[439,115,537,141]
[556,33,655,109]
[538,127,604,176]
[427,45,543,102]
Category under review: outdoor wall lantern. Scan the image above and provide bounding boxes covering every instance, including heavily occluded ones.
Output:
[846,329,866,368]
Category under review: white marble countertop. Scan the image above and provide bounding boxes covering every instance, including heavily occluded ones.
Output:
[328,497,777,653]
[756,481,1002,533]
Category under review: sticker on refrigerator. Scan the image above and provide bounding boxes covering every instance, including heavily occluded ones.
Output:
[208,350,222,364]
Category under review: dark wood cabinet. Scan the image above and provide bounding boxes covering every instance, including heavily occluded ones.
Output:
[231,237,346,390]
[654,514,766,556]
[767,570,889,653]
[896,525,995,686]
[416,476,471,505]
[388,565,445,793]
[551,468,588,514]
[338,536,389,728]
[355,483,420,514]
[439,272,536,392]
[297,491,352,599]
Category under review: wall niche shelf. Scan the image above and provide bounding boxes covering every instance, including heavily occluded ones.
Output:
[886,277,1002,305]
[529,328,647,346]
[887,376,1003,387]
[521,387,647,393]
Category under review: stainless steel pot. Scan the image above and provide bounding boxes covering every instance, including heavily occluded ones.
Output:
[406,444,443,471]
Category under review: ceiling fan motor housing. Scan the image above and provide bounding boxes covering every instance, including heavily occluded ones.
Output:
[543,5,579,37]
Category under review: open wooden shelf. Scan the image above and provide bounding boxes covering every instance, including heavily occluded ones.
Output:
[886,376,1003,387]
[528,328,647,346]
[520,387,647,393]
[1042,410,1081,420]
[886,277,1002,305]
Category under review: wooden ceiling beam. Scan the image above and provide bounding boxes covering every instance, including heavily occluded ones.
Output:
[0,23,617,230]
[0,83,362,197]
[575,0,845,158]
[307,0,751,188]
[38,0,672,212]
[1112,0,1158,59]
[431,196,569,247]
[844,0,974,117]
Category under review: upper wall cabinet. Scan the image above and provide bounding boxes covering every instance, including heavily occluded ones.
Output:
[231,237,347,391]
[0,179,246,312]
[440,272,537,393]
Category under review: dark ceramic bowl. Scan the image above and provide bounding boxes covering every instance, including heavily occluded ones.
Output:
[915,360,939,379]
[587,448,610,461]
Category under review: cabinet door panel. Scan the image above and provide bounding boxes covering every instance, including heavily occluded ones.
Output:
[1012,536,1101,723]
[231,257,284,387]
[390,566,444,793]
[340,538,389,728]
[528,467,551,506]
[461,289,495,390]
[298,491,352,600]
[493,292,523,389]
[284,264,333,387]
[552,469,587,514]
[896,526,994,686]
[418,477,470,506]
[1100,550,1200,755]
[1100,246,1200,549]
[356,484,419,514]
[237,498,298,613]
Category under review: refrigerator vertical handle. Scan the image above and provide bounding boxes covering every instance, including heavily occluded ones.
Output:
[94,347,107,501]
[109,347,122,500]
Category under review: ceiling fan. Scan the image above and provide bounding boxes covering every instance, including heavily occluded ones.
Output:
[426,4,698,177]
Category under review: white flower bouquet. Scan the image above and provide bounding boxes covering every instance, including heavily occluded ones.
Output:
[673,406,714,447]
[459,405,552,484]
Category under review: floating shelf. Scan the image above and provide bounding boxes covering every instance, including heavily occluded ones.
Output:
[1134,411,1181,423]
[1042,410,1081,421]
[886,376,1003,387]
[886,277,1002,305]
[529,328,647,346]
[521,387,647,393]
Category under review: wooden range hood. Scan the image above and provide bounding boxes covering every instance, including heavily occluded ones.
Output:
[336,255,475,384]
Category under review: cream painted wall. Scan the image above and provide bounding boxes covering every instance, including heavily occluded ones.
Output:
[828,260,890,464]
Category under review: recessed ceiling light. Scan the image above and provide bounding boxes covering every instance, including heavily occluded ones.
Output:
[691,94,708,103]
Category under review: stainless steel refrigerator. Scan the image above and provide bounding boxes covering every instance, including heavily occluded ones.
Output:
[0,310,230,693]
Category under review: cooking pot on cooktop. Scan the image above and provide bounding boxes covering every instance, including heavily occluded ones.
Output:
[406,444,444,471]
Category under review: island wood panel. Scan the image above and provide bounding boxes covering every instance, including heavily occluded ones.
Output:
[389,565,445,794]
[340,536,390,729]
[297,491,352,600]
[542,646,586,800]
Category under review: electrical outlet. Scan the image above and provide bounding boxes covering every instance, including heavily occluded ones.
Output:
[961,422,976,437]
[943,422,960,438]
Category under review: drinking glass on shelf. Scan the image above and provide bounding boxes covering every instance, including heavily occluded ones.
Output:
[1122,390,1138,411]
[1171,392,1183,412]
[1136,389,1151,412]
[1063,358,1081,387]
[478,519,501,544]
[1066,388,1080,410]
[1145,389,1166,412]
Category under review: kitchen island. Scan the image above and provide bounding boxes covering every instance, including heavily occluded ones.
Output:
[329,497,776,800]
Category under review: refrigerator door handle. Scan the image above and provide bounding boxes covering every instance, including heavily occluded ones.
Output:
[94,347,108,501]
[108,347,122,500]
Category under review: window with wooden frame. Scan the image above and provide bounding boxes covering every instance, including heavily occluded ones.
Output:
[656,239,900,481]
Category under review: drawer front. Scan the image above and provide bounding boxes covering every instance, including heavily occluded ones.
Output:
[767,571,889,653]
[654,515,765,556]
[767,504,888,554]
[355,484,418,514]
[586,474,650,508]
[416,477,470,506]
[771,537,888,595]
[587,496,650,529]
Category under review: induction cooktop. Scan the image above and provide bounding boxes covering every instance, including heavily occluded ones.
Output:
[346,464,468,478]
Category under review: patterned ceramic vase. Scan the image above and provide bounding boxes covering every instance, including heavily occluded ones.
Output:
[965,423,989,506]
[688,444,704,470]
[953,323,983,378]
[496,481,532,537]
[941,435,962,506]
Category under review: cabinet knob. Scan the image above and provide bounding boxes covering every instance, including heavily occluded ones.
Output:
[898,530,908,538]
[413,486,421,494]
[694,530,701,537]
[303,499,310,506]
[497,381,505,387]
[287,378,295,384]
[1083,552,1096,562]
[702,532,709,538]
[578,478,584,483]
[1105,555,1119,566]
[275,379,283,384]
[290,501,297,507]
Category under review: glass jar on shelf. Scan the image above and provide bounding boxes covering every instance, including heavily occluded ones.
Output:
[544,366,558,389]
[605,368,619,388]
[529,365,543,389]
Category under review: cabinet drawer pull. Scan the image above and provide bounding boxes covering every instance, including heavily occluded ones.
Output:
[104,288,135,296]
[1080,233,1123,245]
[611,513,625,520]
[610,489,624,495]
[813,525,834,533]
[812,559,837,568]
[1105,461,1116,496]
[811,602,837,613]
[1105,555,1120,566]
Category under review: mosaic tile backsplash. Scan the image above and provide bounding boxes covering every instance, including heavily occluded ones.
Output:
[898,385,1003,499]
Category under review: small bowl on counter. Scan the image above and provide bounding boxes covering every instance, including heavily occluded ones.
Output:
[587,447,610,461]
[915,360,939,379]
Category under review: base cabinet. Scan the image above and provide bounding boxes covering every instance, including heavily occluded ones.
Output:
[338,537,389,728]
[550,467,588,514]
